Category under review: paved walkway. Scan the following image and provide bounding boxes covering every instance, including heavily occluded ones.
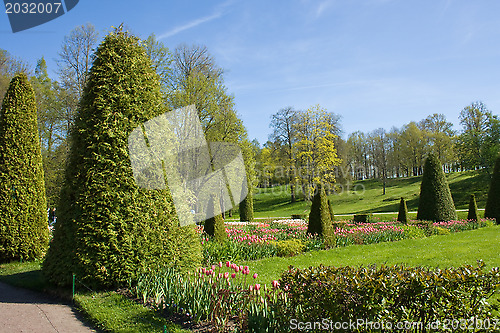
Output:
[0,282,97,333]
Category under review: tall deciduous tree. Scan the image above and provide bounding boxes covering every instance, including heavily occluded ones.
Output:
[166,44,255,221]
[43,28,201,288]
[269,107,298,202]
[0,73,48,262]
[293,105,342,200]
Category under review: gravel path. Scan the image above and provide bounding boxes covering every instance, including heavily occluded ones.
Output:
[0,282,97,333]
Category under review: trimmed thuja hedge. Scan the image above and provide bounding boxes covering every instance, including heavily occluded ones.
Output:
[307,185,335,247]
[397,197,409,223]
[485,155,500,224]
[468,194,479,221]
[417,153,457,222]
[42,29,201,288]
[277,262,500,329]
[239,179,254,222]
[203,194,227,243]
[0,73,49,262]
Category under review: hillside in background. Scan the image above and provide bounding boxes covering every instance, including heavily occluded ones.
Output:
[241,170,491,219]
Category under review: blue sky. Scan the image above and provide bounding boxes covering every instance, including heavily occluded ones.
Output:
[2,0,500,144]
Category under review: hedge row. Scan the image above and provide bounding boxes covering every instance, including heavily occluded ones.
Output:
[275,262,499,331]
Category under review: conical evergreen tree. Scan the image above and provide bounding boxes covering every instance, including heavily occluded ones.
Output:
[467,194,479,221]
[42,29,201,287]
[307,185,335,247]
[484,155,500,224]
[327,198,335,222]
[0,73,49,262]
[204,194,227,243]
[397,197,409,223]
[417,154,457,222]
[239,178,254,222]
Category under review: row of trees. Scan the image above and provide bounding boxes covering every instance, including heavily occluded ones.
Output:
[256,103,499,201]
[0,24,255,219]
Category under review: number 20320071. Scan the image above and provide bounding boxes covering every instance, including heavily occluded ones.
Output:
[5,2,62,14]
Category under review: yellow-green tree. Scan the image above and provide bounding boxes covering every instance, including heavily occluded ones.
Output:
[293,105,342,200]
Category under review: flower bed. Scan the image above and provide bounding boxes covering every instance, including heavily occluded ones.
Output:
[198,218,494,265]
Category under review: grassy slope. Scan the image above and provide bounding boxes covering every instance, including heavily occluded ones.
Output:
[238,170,491,219]
[244,225,500,285]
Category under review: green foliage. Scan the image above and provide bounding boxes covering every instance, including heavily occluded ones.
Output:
[278,262,500,329]
[468,194,479,221]
[327,198,334,221]
[307,185,335,247]
[417,153,457,221]
[399,225,426,239]
[202,238,277,264]
[291,214,306,220]
[353,214,373,223]
[397,197,409,223]
[270,239,305,257]
[239,180,254,222]
[0,73,49,262]
[203,195,227,243]
[485,155,500,224]
[42,29,201,288]
[75,291,188,333]
[135,264,282,331]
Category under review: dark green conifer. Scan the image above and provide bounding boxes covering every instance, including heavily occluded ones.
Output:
[42,29,201,287]
[467,194,479,221]
[484,155,500,224]
[239,179,254,222]
[397,197,409,223]
[0,73,49,262]
[204,194,227,243]
[417,154,457,222]
[307,185,335,247]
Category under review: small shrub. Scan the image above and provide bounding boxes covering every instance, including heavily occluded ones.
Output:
[400,225,426,239]
[353,214,373,223]
[434,226,451,235]
[270,239,305,257]
[291,214,306,220]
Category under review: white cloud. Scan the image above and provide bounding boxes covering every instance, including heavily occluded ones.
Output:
[158,0,235,40]
[158,12,222,40]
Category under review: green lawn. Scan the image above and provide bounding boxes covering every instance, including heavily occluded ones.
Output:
[244,225,500,285]
[229,170,491,219]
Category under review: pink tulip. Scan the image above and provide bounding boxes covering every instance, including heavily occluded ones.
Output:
[255,284,261,291]
[226,261,231,267]
[224,272,230,279]
[231,273,236,278]
[253,273,258,279]
[212,265,216,271]
[219,261,223,268]
[272,280,280,289]
[234,266,240,272]
[249,285,253,291]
